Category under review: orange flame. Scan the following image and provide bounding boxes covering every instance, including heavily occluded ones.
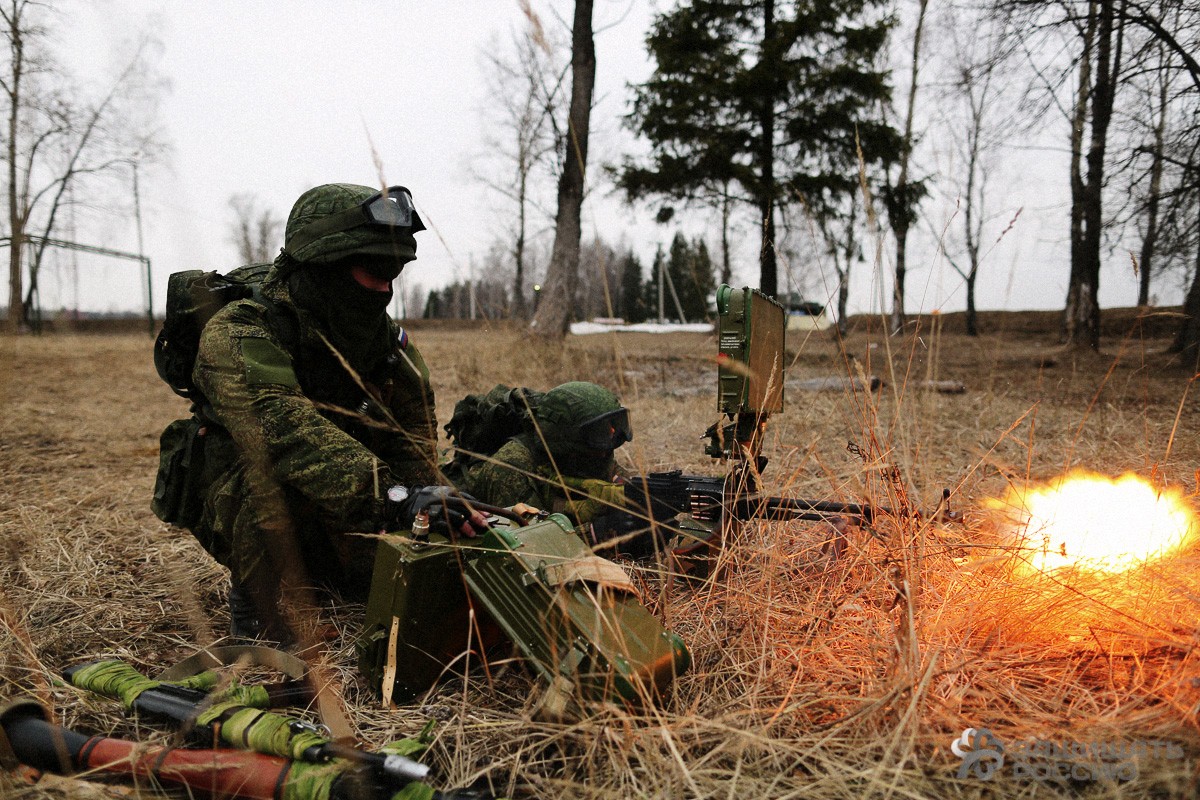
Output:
[988,470,1199,575]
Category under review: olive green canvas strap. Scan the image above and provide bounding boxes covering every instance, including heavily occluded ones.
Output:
[159,645,355,742]
[541,556,639,596]
[158,645,307,681]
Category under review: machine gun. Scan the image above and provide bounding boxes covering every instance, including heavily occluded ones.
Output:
[623,470,960,529]
[624,469,882,526]
[610,286,959,575]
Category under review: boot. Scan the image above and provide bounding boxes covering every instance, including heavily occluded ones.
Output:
[228,583,295,648]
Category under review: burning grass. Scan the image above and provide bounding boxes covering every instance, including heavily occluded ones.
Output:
[1,311,1199,798]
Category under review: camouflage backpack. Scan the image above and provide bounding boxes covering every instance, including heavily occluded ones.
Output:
[151,262,292,528]
[441,384,544,484]
[153,262,286,401]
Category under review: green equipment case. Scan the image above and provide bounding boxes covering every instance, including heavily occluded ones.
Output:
[356,532,503,706]
[463,513,690,709]
[357,514,690,710]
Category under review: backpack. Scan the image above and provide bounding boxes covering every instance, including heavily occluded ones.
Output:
[153,262,275,400]
[151,262,278,529]
[442,384,544,483]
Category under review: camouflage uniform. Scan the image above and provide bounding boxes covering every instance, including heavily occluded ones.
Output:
[190,184,438,614]
[192,277,437,593]
[462,382,629,526]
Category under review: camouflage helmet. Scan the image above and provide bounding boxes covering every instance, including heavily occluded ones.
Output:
[535,381,632,454]
[282,183,426,266]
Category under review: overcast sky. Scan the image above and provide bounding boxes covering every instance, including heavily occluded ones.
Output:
[11,0,1180,319]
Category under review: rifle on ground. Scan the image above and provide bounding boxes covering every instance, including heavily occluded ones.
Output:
[0,696,494,800]
[2,697,421,800]
[59,659,484,798]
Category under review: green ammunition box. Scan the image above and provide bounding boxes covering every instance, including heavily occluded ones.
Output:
[359,515,690,708]
[463,514,691,706]
[356,532,502,705]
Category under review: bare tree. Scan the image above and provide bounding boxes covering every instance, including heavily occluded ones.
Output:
[1130,33,1172,306]
[475,4,566,319]
[1115,1,1200,362]
[228,193,283,264]
[814,192,859,337]
[1065,0,1124,350]
[529,0,595,339]
[574,235,619,320]
[2,0,165,331]
[1107,0,1188,307]
[1004,0,1124,350]
[937,2,1022,336]
[888,0,931,334]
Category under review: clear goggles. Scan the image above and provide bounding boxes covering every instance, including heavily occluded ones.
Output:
[286,185,426,254]
[578,408,633,451]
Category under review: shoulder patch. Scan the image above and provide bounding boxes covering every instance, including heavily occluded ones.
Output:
[397,327,409,351]
[239,335,299,388]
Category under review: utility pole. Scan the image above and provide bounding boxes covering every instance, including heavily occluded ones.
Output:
[132,162,153,336]
[657,255,665,324]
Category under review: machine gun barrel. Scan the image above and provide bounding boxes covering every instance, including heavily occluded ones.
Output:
[626,470,960,527]
[728,495,878,523]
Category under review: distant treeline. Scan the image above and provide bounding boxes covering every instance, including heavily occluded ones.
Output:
[421,232,717,324]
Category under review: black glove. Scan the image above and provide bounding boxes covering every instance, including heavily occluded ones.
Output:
[386,485,487,538]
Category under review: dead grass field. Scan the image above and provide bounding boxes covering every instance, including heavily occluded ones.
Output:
[2,307,1199,798]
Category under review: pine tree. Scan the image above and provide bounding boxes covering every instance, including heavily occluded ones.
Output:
[619,0,899,298]
[666,233,716,322]
[619,251,647,323]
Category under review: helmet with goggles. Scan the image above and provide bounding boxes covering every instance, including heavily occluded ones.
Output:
[283,183,426,266]
[536,381,632,454]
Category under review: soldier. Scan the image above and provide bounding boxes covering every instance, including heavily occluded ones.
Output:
[461,381,639,550]
[189,183,485,644]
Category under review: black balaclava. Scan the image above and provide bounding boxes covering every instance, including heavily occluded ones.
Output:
[288,260,395,372]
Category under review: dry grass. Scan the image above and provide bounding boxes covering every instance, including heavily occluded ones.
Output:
[1,309,1199,798]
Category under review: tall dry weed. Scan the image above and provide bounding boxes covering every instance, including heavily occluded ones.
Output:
[1,317,1198,798]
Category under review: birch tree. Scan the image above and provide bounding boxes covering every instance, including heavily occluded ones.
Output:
[529,0,594,338]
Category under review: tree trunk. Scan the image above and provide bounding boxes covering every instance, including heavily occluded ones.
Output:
[965,272,978,336]
[756,0,777,298]
[962,77,981,337]
[529,0,595,339]
[1169,240,1200,370]
[1064,1,1097,345]
[891,223,908,334]
[1066,0,1122,351]
[1137,64,1167,307]
[836,264,850,337]
[890,0,929,335]
[836,193,857,338]
[5,3,24,332]
[513,169,529,318]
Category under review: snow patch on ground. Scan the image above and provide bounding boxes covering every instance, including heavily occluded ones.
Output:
[570,321,714,335]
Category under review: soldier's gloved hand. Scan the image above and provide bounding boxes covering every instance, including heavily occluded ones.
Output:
[386,485,488,538]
